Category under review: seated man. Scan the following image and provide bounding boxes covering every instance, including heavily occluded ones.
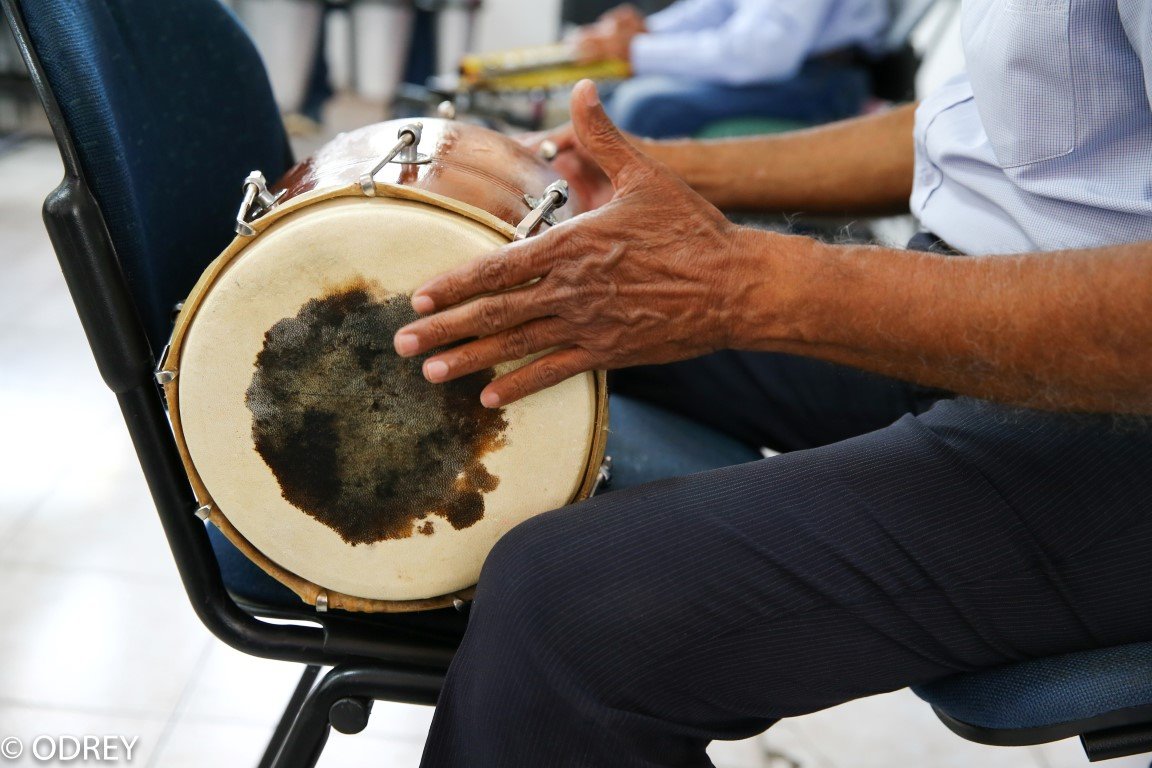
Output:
[572,0,889,138]
[400,1,1152,765]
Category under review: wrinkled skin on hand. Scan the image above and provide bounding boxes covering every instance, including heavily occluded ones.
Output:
[519,122,618,212]
[393,81,753,408]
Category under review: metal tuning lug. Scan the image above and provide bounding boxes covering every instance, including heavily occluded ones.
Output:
[538,139,559,162]
[194,504,212,521]
[437,100,457,120]
[154,342,175,386]
[591,456,613,496]
[234,170,285,237]
[453,598,466,611]
[358,122,432,197]
[515,180,569,241]
[315,591,330,613]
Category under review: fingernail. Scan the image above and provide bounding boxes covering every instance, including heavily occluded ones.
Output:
[424,360,449,382]
[481,390,501,408]
[581,80,600,107]
[394,333,419,356]
[411,294,435,314]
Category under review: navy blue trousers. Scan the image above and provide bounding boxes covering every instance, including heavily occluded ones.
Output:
[605,61,872,139]
[420,353,1152,767]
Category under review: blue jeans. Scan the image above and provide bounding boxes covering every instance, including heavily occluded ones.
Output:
[606,60,872,138]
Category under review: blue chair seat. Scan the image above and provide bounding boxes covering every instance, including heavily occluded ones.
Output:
[914,642,1152,748]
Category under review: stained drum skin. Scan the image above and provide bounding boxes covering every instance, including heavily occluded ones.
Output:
[245,281,508,545]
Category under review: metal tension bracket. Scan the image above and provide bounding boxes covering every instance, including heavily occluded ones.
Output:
[591,456,613,496]
[234,170,285,237]
[154,342,175,386]
[359,122,432,197]
[515,180,569,240]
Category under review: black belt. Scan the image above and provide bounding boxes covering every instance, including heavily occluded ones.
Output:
[906,231,962,256]
[808,46,867,68]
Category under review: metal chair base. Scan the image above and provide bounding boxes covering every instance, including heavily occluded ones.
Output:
[259,663,443,768]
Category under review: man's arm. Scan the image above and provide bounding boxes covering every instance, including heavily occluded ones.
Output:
[642,104,917,215]
[736,233,1152,414]
[403,82,1152,414]
[534,103,917,216]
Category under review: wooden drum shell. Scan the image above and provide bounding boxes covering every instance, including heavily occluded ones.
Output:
[274,117,586,227]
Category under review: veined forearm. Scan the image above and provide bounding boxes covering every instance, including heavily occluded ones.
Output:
[642,104,918,216]
[735,231,1152,414]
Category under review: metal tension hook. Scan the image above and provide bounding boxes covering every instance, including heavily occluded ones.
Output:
[359,122,432,197]
[515,180,569,241]
[591,456,613,496]
[234,170,284,237]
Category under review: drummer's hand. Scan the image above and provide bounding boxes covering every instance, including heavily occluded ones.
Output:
[395,80,752,408]
[521,123,613,211]
[520,121,649,212]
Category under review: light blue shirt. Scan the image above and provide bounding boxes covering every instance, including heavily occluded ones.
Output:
[630,0,889,86]
[913,0,1152,255]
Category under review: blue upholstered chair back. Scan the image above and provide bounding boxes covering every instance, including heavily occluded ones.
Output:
[19,0,292,353]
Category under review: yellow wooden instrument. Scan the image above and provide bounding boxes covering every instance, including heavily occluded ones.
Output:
[460,44,631,91]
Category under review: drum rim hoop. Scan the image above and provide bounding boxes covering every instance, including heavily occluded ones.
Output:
[160,181,609,613]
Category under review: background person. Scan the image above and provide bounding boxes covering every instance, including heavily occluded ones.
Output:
[570,0,889,137]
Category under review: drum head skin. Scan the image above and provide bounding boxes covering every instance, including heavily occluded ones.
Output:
[176,195,599,602]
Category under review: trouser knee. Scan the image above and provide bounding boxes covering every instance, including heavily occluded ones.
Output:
[469,510,633,680]
[607,82,695,138]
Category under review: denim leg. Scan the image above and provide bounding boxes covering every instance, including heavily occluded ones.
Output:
[605,62,872,139]
[611,351,946,453]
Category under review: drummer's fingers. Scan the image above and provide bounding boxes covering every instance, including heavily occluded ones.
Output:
[481,347,598,407]
[517,131,547,150]
[410,239,553,314]
[396,288,546,357]
[517,124,578,155]
[570,80,648,183]
[421,317,571,383]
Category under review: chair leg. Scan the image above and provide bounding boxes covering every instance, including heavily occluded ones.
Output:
[267,663,444,768]
[258,665,323,768]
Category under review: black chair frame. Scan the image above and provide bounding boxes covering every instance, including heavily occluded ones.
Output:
[1,2,459,765]
[931,702,1152,763]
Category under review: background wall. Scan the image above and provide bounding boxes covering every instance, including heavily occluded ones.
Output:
[475,0,562,55]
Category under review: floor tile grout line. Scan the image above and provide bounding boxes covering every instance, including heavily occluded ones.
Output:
[1030,745,1054,768]
[174,709,432,745]
[0,495,52,559]
[0,559,187,586]
[773,720,838,768]
[0,406,124,562]
[0,697,174,723]
[0,558,184,581]
[144,637,216,768]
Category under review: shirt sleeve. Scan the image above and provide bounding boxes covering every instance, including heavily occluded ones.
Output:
[630,0,837,85]
[645,0,733,34]
[1120,1,1152,109]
